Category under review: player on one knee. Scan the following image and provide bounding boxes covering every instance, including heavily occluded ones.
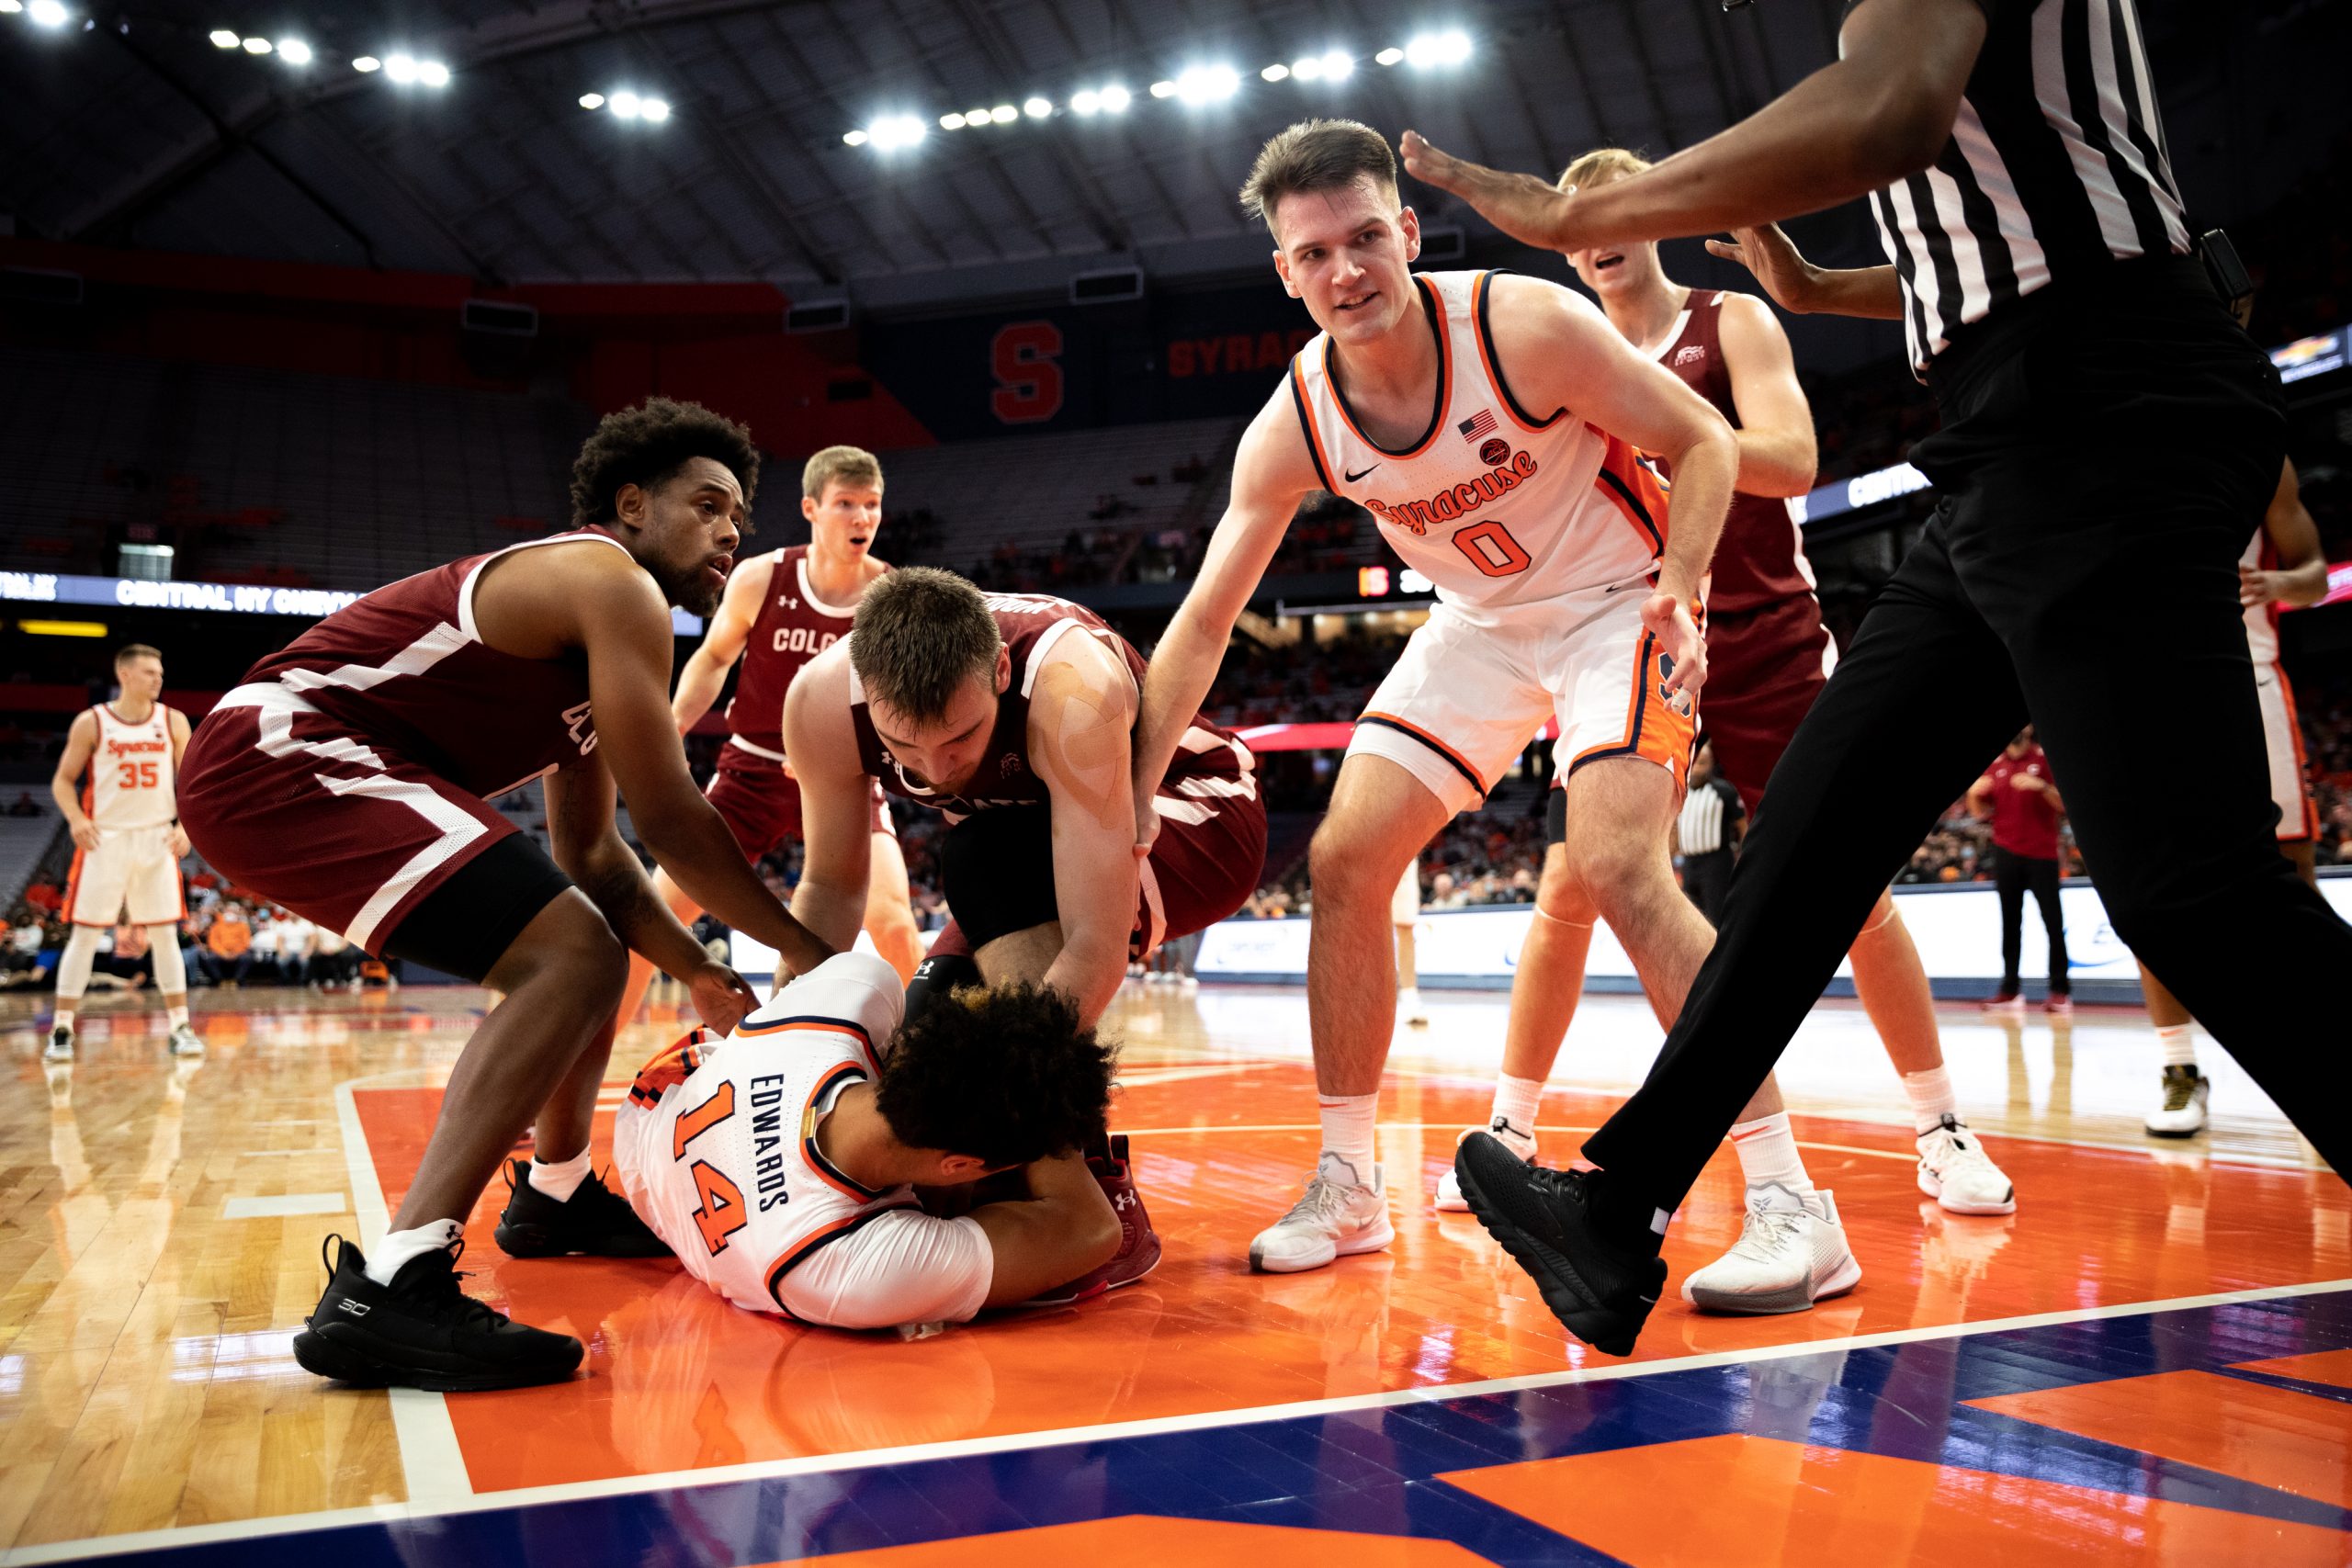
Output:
[614,952,1126,1330]
[1431,147,2016,1317]
[177,399,834,1392]
[1134,120,1738,1280]
[786,568,1269,1301]
[612,445,922,1039]
[2143,458,2329,1135]
[46,644,203,1064]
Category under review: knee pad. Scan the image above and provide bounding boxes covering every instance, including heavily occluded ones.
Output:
[903,953,983,1027]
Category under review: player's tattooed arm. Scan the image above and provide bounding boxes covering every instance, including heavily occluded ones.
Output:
[51,709,100,852]
[672,551,774,735]
[1132,391,1317,852]
[1033,634,1142,1028]
[782,643,876,956]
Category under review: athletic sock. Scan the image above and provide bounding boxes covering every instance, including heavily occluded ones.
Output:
[365,1219,463,1286]
[1901,1065,1959,1135]
[165,1002,190,1031]
[2154,1023,2197,1070]
[1728,1111,1815,1195]
[528,1147,594,1203]
[1317,1093,1379,1190]
[1488,1072,1544,1145]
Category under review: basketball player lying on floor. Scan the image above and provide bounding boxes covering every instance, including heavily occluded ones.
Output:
[615,952,1127,1329]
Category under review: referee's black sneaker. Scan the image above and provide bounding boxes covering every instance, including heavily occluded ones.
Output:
[492,1158,671,1258]
[1452,1132,1667,1357]
[292,1235,582,1392]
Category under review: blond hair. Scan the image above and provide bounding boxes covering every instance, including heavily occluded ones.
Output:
[1239,119,1398,233]
[114,643,161,669]
[850,568,1002,721]
[802,445,883,502]
[1557,147,1653,193]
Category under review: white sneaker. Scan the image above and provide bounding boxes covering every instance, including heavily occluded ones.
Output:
[1915,1115,2016,1215]
[2146,1065,2210,1137]
[1249,1153,1393,1273]
[168,1024,206,1059]
[42,1026,74,1063]
[1397,987,1429,1028]
[1432,1118,1535,1212]
[1682,1183,1862,1314]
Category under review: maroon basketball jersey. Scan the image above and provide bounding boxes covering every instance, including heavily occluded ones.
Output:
[1654,289,1818,615]
[232,532,619,798]
[848,592,1254,824]
[724,545,877,752]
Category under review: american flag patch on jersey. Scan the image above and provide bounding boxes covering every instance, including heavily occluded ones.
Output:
[1458,409,1498,444]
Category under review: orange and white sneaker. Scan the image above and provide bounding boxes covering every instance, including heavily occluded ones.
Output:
[1682,1183,1861,1314]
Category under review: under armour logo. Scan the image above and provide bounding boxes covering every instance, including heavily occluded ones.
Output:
[1675,345,1706,367]
[779,596,799,610]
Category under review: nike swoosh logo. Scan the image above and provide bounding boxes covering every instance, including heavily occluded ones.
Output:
[1605,581,1638,593]
[1343,464,1380,482]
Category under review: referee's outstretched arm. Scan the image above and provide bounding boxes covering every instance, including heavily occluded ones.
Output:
[1400,0,1984,254]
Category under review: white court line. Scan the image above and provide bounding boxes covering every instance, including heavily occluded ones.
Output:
[15,1272,2351,1567]
[329,1076,476,1512]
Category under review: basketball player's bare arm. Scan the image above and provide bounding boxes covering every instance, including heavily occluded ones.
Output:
[2245,460,2330,610]
[544,752,754,1030]
[492,542,832,976]
[969,1150,1123,1307]
[50,711,100,852]
[781,645,876,953]
[1714,293,1819,498]
[671,552,775,734]
[1703,225,1904,321]
[164,708,193,858]
[1492,275,1737,694]
[1030,634,1142,1025]
[1130,395,1318,849]
[1400,0,1984,252]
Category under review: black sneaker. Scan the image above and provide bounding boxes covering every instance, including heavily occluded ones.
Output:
[1452,1132,1667,1357]
[291,1235,582,1392]
[493,1158,671,1258]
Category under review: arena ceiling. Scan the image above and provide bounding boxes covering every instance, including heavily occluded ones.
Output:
[0,0,2287,310]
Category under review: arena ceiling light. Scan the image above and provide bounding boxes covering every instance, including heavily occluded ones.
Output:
[1403,30,1473,68]
[639,97,669,122]
[1173,64,1239,105]
[276,38,311,65]
[1069,85,1129,116]
[382,52,417,82]
[242,35,269,53]
[0,3,25,15]
[209,28,239,47]
[416,60,449,87]
[1098,84,1130,112]
[1148,79,1176,98]
[989,103,1017,123]
[1375,47,1405,65]
[26,0,67,25]
[608,89,640,118]
[1261,63,1289,82]
[1023,96,1052,118]
[352,54,379,71]
[865,114,926,151]
[940,110,967,129]
[842,129,868,146]
[579,91,604,108]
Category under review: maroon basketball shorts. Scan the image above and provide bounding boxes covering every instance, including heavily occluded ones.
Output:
[177,687,525,956]
[706,738,895,861]
[1697,594,1839,816]
[928,787,1268,963]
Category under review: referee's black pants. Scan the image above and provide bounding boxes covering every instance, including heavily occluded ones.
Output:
[1583,255,2352,1205]
[1992,847,2068,997]
[1681,848,1735,928]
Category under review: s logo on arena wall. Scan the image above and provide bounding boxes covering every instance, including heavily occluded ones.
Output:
[990,321,1065,426]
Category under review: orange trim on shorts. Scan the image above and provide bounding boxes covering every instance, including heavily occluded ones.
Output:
[1321,276,1453,462]
[2272,660,2320,842]
[1567,629,1697,786]
[1358,710,1487,797]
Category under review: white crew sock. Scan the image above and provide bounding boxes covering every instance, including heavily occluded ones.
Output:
[1901,1065,1959,1135]
[1317,1093,1379,1189]
[364,1219,463,1285]
[2154,1023,2197,1070]
[54,924,101,1022]
[1488,1072,1544,1145]
[528,1147,594,1202]
[1729,1111,1814,1194]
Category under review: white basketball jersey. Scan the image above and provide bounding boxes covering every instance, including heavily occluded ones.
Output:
[1290,270,1669,615]
[2241,528,2280,666]
[85,704,176,829]
[614,953,916,1319]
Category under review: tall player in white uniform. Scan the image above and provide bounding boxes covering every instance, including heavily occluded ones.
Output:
[46,644,202,1062]
[615,952,1127,1329]
[1131,119,1749,1276]
[2142,458,2330,1135]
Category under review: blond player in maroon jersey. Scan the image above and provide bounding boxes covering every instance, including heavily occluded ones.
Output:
[45,643,201,1062]
[612,446,922,1036]
[1430,148,2016,1314]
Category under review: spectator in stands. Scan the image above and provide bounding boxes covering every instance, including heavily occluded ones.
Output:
[204,901,254,988]
[1969,729,2071,1018]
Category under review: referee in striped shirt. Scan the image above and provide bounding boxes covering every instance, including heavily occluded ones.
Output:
[1406,0,2352,1356]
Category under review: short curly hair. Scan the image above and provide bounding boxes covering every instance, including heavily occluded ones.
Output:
[875,980,1114,1168]
[569,397,761,529]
